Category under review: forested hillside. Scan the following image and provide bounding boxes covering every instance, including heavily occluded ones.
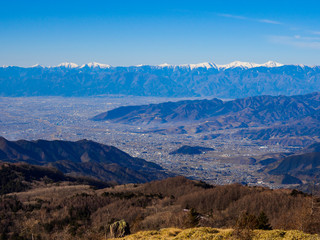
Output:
[1,176,319,239]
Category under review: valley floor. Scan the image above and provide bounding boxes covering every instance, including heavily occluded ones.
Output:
[0,96,299,188]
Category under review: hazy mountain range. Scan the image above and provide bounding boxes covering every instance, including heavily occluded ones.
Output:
[1,61,320,98]
[93,92,320,146]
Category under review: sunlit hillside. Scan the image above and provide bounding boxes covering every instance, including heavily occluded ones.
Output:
[110,227,320,240]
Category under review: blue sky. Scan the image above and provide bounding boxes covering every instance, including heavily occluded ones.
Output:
[1,0,320,66]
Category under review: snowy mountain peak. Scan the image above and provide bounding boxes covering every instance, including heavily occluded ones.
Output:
[56,62,79,68]
[293,64,307,68]
[180,62,217,70]
[157,62,217,70]
[218,61,259,69]
[156,61,284,70]
[158,63,172,68]
[261,61,283,68]
[30,64,44,68]
[217,61,283,69]
[80,62,111,68]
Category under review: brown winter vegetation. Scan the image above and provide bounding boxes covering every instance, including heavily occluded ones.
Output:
[1,176,320,239]
[109,227,319,240]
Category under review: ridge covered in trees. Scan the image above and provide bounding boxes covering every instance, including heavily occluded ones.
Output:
[1,176,319,239]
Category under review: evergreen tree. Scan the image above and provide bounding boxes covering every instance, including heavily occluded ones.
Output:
[257,211,272,230]
[186,208,200,227]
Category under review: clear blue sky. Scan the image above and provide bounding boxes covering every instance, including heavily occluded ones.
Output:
[1,0,320,66]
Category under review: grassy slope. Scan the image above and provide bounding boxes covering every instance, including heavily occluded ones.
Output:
[110,227,320,240]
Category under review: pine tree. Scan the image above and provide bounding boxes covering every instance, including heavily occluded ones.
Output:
[257,211,272,230]
[186,208,200,227]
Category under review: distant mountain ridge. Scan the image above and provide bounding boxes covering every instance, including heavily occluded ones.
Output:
[1,62,320,98]
[267,142,320,182]
[0,137,169,184]
[93,92,320,126]
[93,92,320,146]
[3,60,285,69]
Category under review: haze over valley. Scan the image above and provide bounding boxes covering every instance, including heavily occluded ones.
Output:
[2,1,320,238]
[1,92,318,189]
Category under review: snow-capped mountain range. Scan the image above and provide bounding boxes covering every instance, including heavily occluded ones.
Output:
[2,61,291,70]
[42,62,111,69]
[1,60,319,98]
[157,61,284,70]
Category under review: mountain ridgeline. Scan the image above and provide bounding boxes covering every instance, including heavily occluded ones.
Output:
[268,142,320,181]
[0,137,169,184]
[93,92,320,146]
[0,162,112,195]
[1,63,320,98]
[93,92,320,125]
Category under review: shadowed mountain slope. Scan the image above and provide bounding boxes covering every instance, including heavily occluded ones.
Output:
[0,162,111,195]
[269,143,320,180]
[0,137,169,184]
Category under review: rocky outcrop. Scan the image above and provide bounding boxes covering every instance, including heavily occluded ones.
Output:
[109,220,130,238]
